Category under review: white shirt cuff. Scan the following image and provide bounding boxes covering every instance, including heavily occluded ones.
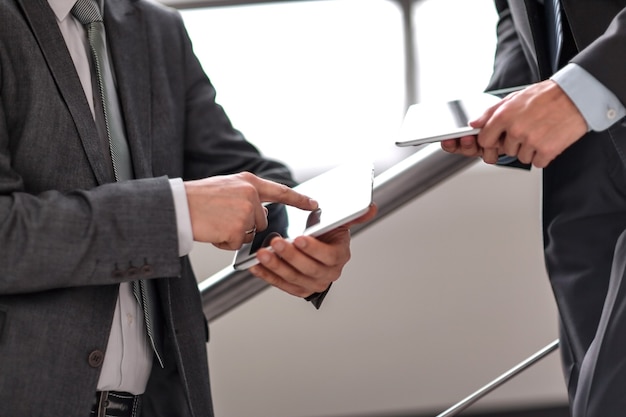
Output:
[169,178,193,257]
[551,63,626,132]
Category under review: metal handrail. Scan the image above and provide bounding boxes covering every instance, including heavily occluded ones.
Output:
[199,144,478,321]
[435,339,560,417]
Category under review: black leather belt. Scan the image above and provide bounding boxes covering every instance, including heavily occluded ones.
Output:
[91,391,141,417]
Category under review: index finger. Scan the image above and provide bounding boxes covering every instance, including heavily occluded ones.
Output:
[251,175,319,211]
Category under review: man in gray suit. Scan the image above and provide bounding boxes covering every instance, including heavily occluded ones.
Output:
[0,0,375,416]
[442,1,626,415]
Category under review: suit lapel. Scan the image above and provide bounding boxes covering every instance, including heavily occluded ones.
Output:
[16,0,114,185]
[105,0,153,179]
[509,0,552,80]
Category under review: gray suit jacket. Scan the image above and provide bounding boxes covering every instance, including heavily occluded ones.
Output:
[0,1,294,416]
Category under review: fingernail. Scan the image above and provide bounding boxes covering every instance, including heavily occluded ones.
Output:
[272,239,286,252]
[257,252,271,263]
[294,237,306,249]
[309,198,319,208]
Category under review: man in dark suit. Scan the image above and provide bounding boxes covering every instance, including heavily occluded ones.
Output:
[0,0,375,416]
[442,1,626,415]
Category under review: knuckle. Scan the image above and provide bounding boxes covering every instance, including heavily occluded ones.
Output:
[237,171,255,181]
[241,199,255,215]
[277,183,291,197]
[545,142,561,157]
[240,183,258,200]
[526,135,542,149]
[228,229,243,244]
[507,125,524,140]
[338,243,351,263]
[296,287,313,298]
[256,217,269,231]
[330,247,350,267]
[313,280,331,293]
[343,249,352,264]
[307,264,324,278]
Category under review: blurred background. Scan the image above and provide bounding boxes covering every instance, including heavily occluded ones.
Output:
[159,0,568,416]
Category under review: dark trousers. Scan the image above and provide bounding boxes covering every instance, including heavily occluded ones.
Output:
[572,229,626,416]
[543,125,626,416]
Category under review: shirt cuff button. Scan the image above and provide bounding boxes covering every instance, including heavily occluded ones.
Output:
[607,108,617,119]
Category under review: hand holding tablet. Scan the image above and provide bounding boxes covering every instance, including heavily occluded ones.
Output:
[395,92,502,147]
[232,160,374,270]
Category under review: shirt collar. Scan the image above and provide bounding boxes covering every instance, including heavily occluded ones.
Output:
[48,0,105,22]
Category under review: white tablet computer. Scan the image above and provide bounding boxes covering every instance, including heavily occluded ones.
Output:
[395,92,501,147]
[232,160,374,270]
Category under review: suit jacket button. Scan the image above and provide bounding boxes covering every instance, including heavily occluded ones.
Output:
[128,267,139,277]
[112,269,124,279]
[88,350,105,368]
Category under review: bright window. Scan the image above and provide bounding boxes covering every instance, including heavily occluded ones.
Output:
[179,0,497,181]
[181,0,406,181]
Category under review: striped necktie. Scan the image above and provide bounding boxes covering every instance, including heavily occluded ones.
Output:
[71,0,164,367]
[545,0,563,72]
[71,0,133,181]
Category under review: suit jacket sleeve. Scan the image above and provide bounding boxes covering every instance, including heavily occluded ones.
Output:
[0,4,183,295]
[571,7,626,106]
[174,15,295,187]
[0,126,181,295]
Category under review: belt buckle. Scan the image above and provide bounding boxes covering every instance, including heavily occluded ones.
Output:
[93,391,137,417]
